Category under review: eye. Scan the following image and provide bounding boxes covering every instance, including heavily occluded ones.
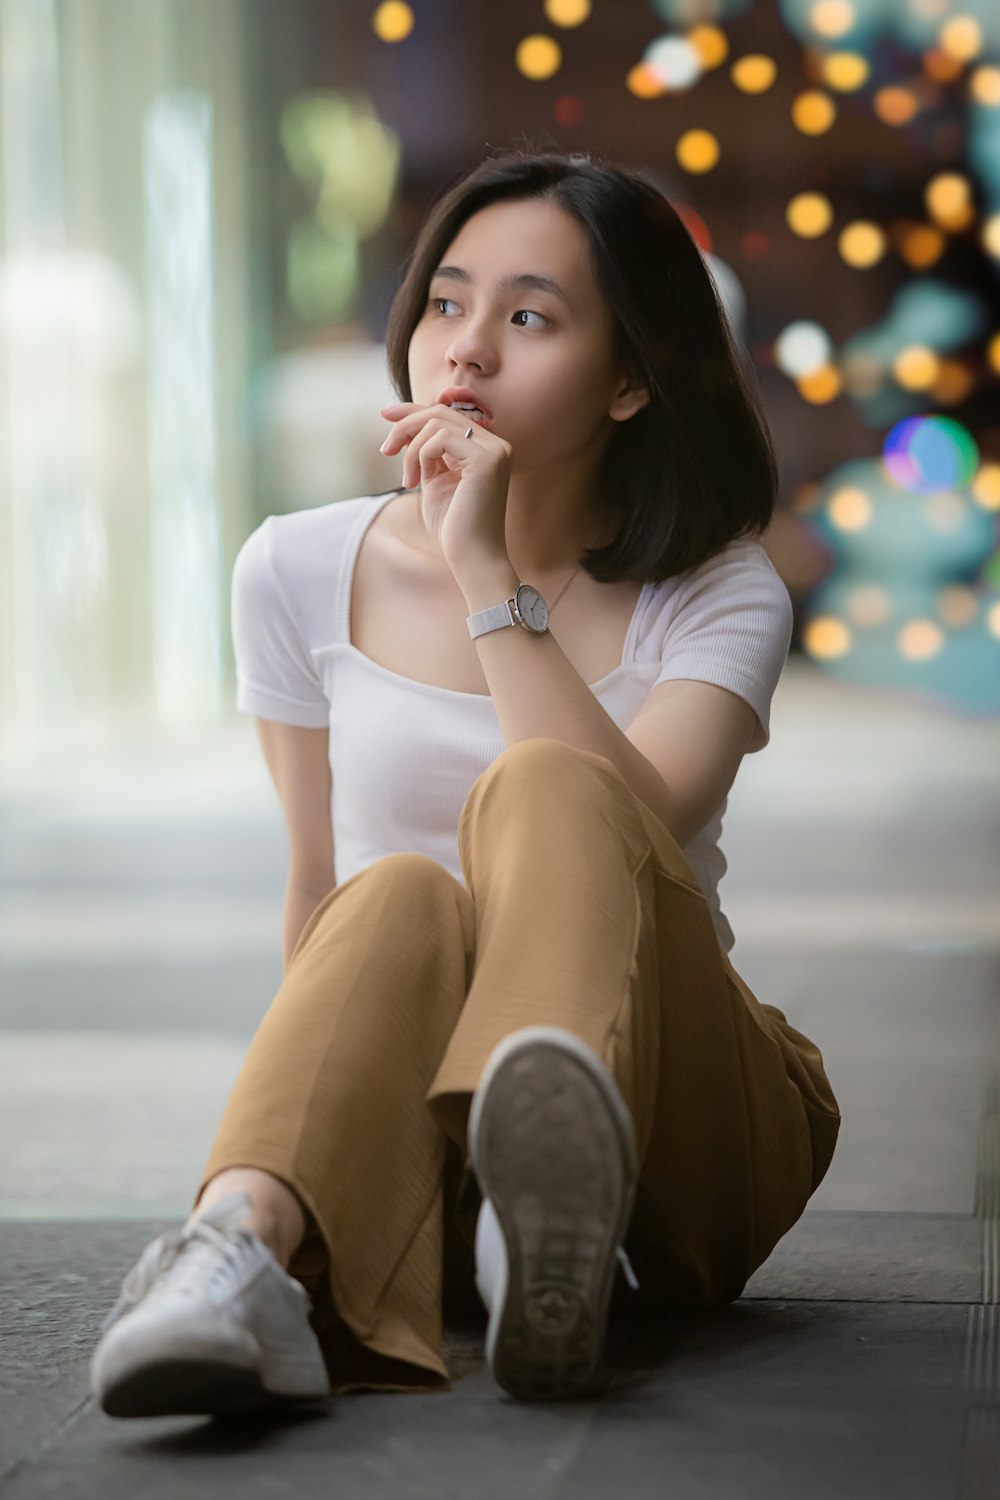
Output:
[426,297,549,328]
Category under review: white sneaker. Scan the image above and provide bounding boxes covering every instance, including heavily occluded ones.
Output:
[89,1190,330,1417]
[468,1026,640,1401]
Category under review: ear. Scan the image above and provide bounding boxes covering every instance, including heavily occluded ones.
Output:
[609,366,651,423]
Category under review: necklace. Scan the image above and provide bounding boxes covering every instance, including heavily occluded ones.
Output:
[548,564,581,614]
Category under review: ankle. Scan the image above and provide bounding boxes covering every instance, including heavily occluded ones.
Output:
[191,1170,307,1270]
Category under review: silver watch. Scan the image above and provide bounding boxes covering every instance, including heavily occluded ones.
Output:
[467,582,549,639]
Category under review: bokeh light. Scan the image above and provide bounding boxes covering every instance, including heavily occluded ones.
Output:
[874,86,920,125]
[731,54,777,93]
[676,129,720,172]
[969,64,1000,106]
[544,0,591,25]
[787,191,834,237]
[938,15,982,62]
[821,52,870,90]
[371,1,414,43]
[775,319,832,376]
[687,25,728,67]
[883,415,980,492]
[809,0,856,39]
[792,90,837,134]
[839,220,887,267]
[646,36,704,90]
[893,345,940,389]
[515,34,562,80]
[925,172,976,232]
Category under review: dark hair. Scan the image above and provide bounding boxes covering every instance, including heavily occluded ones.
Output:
[383,146,779,584]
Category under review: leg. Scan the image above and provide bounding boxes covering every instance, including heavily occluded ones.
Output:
[190,1167,307,1270]
[192,853,478,1395]
[426,737,842,1314]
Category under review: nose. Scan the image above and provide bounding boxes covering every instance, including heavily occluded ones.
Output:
[444,318,495,376]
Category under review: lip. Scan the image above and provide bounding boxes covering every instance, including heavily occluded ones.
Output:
[435,385,494,425]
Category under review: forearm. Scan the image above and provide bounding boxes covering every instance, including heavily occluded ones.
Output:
[460,560,678,836]
[283,881,336,973]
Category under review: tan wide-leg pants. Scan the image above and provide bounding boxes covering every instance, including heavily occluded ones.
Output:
[193,737,841,1395]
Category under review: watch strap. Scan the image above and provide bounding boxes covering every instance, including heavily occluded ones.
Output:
[467,599,515,639]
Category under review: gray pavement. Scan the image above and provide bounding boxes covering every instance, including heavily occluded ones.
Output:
[1,657,997,1496]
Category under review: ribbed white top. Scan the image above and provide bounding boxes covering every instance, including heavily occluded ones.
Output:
[231,490,794,954]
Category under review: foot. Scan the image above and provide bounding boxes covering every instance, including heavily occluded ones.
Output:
[89,1190,330,1418]
[468,1026,640,1401]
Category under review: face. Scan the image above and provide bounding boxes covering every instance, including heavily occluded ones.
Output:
[406,197,649,478]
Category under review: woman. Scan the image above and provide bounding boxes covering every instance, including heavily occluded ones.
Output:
[89,147,841,1417]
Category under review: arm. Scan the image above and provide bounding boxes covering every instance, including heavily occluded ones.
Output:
[461,561,759,849]
[253,719,337,971]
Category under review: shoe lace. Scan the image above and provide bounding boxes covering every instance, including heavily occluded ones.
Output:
[98,1219,256,1335]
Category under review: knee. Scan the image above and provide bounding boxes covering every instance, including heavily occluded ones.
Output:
[491,736,617,785]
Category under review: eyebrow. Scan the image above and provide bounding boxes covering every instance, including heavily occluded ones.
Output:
[430,264,573,308]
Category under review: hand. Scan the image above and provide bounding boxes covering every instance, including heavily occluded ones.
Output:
[379,402,513,579]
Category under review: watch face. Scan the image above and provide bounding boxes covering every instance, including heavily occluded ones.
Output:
[515,584,549,632]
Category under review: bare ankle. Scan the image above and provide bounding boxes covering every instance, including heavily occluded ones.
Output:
[191,1166,308,1269]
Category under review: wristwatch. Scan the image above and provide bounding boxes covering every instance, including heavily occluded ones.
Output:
[467,583,549,639]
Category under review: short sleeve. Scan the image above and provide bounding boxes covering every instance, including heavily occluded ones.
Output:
[230,516,331,728]
[652,548,794,751]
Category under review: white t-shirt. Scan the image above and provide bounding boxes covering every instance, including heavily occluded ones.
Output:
[231,489,794,955]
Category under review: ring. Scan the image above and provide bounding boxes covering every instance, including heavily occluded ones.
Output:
[464,425,474,439]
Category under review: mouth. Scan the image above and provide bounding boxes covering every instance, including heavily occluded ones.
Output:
[436,387,494,427]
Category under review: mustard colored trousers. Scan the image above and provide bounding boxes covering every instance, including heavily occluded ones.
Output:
[194,737,841,1395]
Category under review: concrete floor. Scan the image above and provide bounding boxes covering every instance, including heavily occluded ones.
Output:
[1,656,997,1497]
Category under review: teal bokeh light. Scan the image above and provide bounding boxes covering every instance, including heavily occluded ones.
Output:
[882,415,980,493]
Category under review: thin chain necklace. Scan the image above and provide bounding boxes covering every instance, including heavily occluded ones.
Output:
[548,563,581,614]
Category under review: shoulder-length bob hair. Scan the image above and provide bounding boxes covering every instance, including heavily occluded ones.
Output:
[383,147,780,584]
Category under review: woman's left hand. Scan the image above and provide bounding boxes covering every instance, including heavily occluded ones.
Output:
[379,402,513,580]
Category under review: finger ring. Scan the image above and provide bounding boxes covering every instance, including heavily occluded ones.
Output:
[464,425,474,439]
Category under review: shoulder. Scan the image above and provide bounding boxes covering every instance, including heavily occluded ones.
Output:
[653,538,792,626]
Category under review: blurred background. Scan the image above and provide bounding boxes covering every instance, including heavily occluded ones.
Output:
[2,0,999,1486]
[0,0,998,1368]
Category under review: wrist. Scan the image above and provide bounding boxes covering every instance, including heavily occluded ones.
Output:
[460,560,521,615]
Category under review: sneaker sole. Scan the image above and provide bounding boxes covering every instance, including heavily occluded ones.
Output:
[99,1358,327,1419]
[467,1026,638,1402]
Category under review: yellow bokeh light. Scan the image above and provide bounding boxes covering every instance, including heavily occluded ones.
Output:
[827,486,872,530]
[925,171,975,230]
[970,462,1000,511]
[372,0,414,42]
[810,0,856,38]
[822,52,870,90]
[988,332,1000,374]
[893,345,940,389]
[626,61,666,98]
[803,617,852,659]
[896,222,946,268]
[839,220,887,267]
[874,86,920,125]
[899,620,944,659]
[936,586,978,627]
[787,191,834,237]
[982,215,1000,258]
[792,90,837,133]
[970,65,1000,106]
[798,364,842,402]
[731,54,777,93]
[544,0,591,25]
[939,15,982,61]
[687,25,728,68]
[676,129,720,173]
[987,601,1000,639]
[516,34,562,80]
[847,586,891,627]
